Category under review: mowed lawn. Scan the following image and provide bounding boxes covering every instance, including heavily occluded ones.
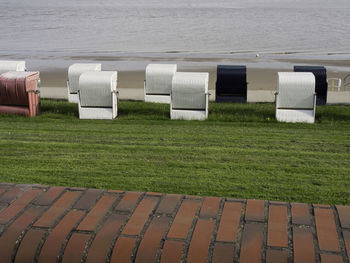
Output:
[0,100,349,204]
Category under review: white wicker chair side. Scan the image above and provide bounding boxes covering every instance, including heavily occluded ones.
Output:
[275,72,316,123]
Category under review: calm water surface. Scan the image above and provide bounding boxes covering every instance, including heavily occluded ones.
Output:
[0,0,349,69]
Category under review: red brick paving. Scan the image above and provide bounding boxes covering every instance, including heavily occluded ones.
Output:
[267,205,288,247]
[62,233,91,263]
[160,240,184,263]
[292,202,311,225]
[0,183,350,263]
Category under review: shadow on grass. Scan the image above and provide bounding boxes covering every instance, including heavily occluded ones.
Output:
[40,100,79,118]
[118,100,170,120]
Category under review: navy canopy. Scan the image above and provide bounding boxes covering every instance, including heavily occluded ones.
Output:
[294,66,327,105]
[216,65,247,103]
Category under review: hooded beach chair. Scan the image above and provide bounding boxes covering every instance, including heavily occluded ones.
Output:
[171,72,209,120]
[0,61,26,74]
[144,64,177,104]
[294,65,327,105]
[67,63,101,103]
[216,65,247,103]
[275,72,316,123]
[0,71,40,117]
[78,71,118,119]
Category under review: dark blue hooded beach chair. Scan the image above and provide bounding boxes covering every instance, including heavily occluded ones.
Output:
[215,65,247,103]
[294,66,328,105]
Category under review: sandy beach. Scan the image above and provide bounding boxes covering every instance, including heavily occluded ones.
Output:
[36,55,350,104]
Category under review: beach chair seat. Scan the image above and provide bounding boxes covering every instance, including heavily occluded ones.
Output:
[144,64,177,104]
[275,72,316,123]
[78,71,118,119]
[0,71,40,117]
[216,65,247,103]
[171,72,209,120]
[0,61,26,74]
[67,63,101,103]
[294,65,327,105]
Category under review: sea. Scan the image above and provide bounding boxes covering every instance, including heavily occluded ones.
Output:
[0,0,350,70]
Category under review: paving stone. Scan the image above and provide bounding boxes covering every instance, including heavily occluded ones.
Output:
[245,199,265,222]
[186,219,215,263]
[86,214,128,263]
[216,202,242,242]
[293,226,316,263]
[320,254,343,263]
[336,205,350,229]
[292,203,311,225]
[314,207,340,252]
[73,188,104,210]
[199,196,221,218]
[0,186,26,203]
[33,186,65,206]
[167,199,200,239]
[62,233,91,263]
[38,210,85,263]
[135,215,171,263]
[122,196,159,236]
[343,230,350,261]
[0,189,42,224]
[269,201,287,206]
[108,190,124,194]
[313,204,331,208]
[239,223,264,263]
[160,240,184,263]
[266,249,288,263]
[0,207,45,263]
[156,194,182,214]
[110,237,136,263]
[14,229,46,263]
[212,243,234,263]
[115,192,141,212]
[34,191,82,228]
[0,203,7,213]
[146,192,162,196]
[77,195,116,231]
[267,205,288,247]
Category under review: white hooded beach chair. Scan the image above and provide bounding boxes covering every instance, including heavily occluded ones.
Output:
[78,71,118,120]
[144,64,177,104]
[275,72,316,123]
[171,72,209,120]
[0,61,26,74]
[67,63,101,103]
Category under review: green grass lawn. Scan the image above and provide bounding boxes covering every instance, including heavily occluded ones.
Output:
[0,100,349,204]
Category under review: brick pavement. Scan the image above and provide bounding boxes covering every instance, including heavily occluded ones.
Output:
[0,183,349,263]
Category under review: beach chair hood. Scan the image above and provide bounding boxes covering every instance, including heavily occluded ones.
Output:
[68,63,101,94]
[145,64,177,95]
[172,72,208,110]
[0,61,26,74]
[79,71,117,107]
[277,72,315,109]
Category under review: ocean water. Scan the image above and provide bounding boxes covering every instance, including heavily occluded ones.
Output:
[0,0,350,69]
